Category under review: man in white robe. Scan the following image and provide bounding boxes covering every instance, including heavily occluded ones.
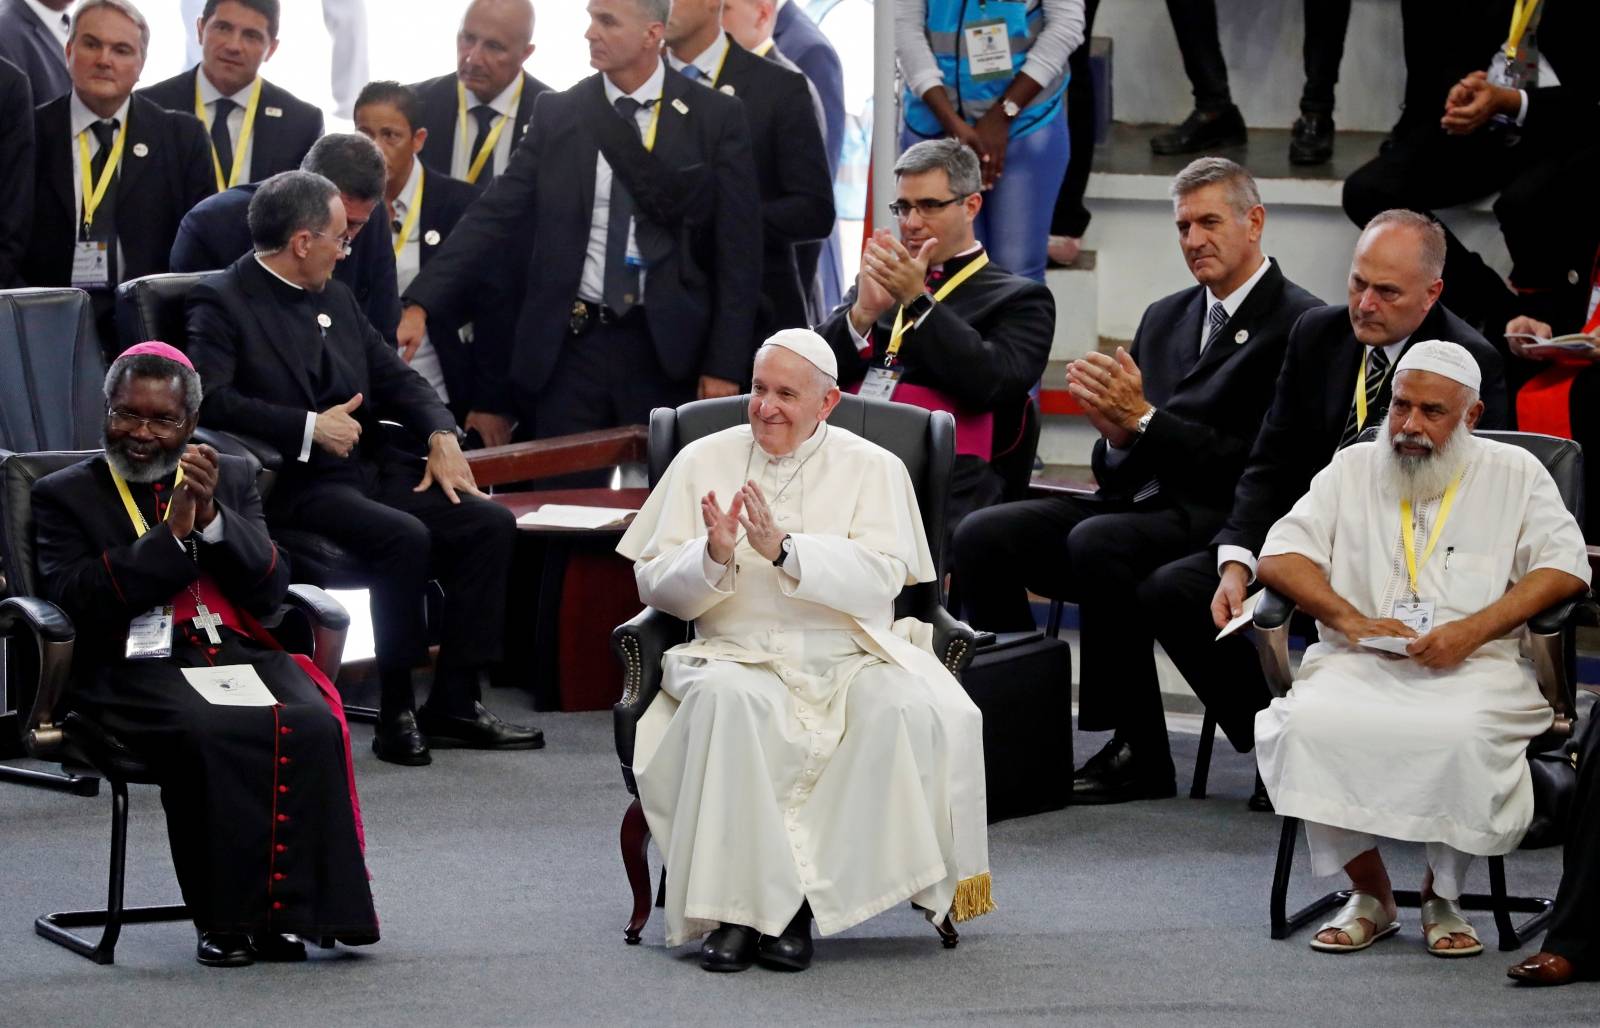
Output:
[1255,339,1591,958]
[616,329,992,973]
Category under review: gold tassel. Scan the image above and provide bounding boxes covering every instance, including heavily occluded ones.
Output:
[951,872,996,922]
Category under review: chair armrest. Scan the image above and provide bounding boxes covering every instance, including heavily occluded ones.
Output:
[0,596,76,759]
[1249,587,1296,699]
[1526,592,1597,737]
[195,428,285,473]
[281,584,350,685]
[612,606,688,792]
[929,605,981,677]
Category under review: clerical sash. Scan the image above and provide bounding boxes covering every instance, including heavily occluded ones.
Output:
[1515,249,1600,437]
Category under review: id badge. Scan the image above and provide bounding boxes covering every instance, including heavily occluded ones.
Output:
[1487,51,1516,88]
[125,605,175,660]
[71,241,110,290]
[964,20,1013,80]
[1393,600,1435,635]
[859,365,903,401]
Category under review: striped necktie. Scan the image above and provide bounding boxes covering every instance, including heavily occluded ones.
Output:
[1201,300,1228,354]
[1338,345,1390,449]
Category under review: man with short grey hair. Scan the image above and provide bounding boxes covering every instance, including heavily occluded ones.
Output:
[954,156,1323,805]
[817,138,1052,541]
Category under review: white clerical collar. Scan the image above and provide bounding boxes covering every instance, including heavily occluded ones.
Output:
[197,67,257,108]
[392,156,422,220]
[69,90,132,138]
[668,29,729,82]
[254,253,305,291]
[22,0,71,45]
[467,72,523,117]
[1206,255,1271,317]
[604,58,666,107]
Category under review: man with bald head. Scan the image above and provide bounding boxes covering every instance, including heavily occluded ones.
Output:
[1255,340,1590,958]
[617,330,992,973]
[411,0,549,185]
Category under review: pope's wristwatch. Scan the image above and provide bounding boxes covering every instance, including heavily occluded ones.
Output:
[772,534,794,568]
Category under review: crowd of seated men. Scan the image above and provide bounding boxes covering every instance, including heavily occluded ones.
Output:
[1,0,1598,989]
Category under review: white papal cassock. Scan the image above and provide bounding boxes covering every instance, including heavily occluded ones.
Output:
[616,422,992,947]
[1256,435,1591,866]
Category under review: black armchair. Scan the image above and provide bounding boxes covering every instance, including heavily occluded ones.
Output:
[611,395,982,945]
[0,450,352,964]
[1251,430,1596,951]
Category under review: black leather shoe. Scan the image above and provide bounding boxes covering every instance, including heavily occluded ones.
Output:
[1150,105,1247,155]
[416,702,545,749]
[1247,772,1275,813]
[196,931,254,967]
[1288,111,1334,165]
[251,932,307,962]
[700,923,759,972]
[757,903,814,972]
[1071,739,1176,804]
[372,710,431,766]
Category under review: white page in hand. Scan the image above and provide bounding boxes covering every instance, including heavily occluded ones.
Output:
[1214,589,1265,641]
[516,505,637,529]
[1358,636,1415,656]
[180,665,277,706]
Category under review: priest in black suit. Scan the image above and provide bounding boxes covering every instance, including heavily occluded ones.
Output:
[0,56,34,287]
[35,340,377,967]
[185,170,540,767]
[399,0,762,449]
[1141,209,1509,807]
[954,158,1323,804]
[170,133,401,346]
[665,5,834,339]
[817,139,1052,542]
[138,0,323,190]
[410,0,550,186]
[22,0,215,350]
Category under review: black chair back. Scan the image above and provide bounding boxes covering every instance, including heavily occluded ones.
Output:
[0,452,99,602]
[115,272,221,353]
[1478,431,1584,524]
[0,289,105,452]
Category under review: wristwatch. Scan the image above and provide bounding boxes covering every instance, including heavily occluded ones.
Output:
[1001,99,1021,119]
[1134,407,1157,435]
[772,534,794,568]
[904,293,935,323]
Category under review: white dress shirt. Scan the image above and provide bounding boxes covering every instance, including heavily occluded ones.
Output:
[69,90,131,280]
[451,73,524,182]
[666,29,730,86]
[578,60,665,306]
[196,69,258,184]
[390,158,449,404]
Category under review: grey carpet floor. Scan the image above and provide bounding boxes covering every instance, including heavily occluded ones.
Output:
[2,693,1597,1027]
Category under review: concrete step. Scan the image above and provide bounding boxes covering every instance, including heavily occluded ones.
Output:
[1046,251,1098,362]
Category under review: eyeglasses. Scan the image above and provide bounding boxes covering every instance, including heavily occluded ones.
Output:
[108,409,187,437]
[309,230,354,256]
[887,195,969,219]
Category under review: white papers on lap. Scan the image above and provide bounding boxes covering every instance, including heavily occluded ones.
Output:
[1214,590,1264,641]
[180,665,278,706]
[516,504,638,529]
[1358,636,1415,656]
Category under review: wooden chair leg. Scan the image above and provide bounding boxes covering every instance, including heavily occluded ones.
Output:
[620,797,652,945]
[1190,712,1217,799]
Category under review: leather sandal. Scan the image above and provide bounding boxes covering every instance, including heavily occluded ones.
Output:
[1309,892,1400,953]
[1421,896,1483,957]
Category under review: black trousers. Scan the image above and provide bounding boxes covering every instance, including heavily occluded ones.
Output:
[952,494,1223,767]
[270,457,516,710]
[1543,713,1600,970]
[1300,0,1353,115]
[1051,0,1100,239]
[1163,0,1232,111]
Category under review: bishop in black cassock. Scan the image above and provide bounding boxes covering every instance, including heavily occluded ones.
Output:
[33,342,377,967]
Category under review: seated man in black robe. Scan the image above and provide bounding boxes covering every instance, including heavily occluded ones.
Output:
[32,341,379,967]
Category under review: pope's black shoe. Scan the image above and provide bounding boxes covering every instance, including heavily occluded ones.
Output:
[701,923,760,972]
[1149,105,1248,155]
[415,701,544,749]
[1288,111,1335,165]
[251,932,307,962]
[1071,739,1177,804]
[372,710,431,766]
[1248,772,1275,813]
[758,903,814,972]
[196,930,254,967]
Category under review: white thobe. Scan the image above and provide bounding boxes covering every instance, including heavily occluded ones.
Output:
[1255,436,1591,883]
[616,422,992,947]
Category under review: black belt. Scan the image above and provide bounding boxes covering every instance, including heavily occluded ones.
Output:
[569,298,642,335]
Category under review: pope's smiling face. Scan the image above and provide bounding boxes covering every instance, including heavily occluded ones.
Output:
[748,346,840,457]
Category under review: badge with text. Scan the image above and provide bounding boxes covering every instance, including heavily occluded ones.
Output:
[964,20,1013,80]
[1392,600,1435,636]
[858,365,903,401]
[71,241,110,290]
[125,605,175,660]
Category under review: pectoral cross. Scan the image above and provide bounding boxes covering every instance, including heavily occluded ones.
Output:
[191,605,223,645]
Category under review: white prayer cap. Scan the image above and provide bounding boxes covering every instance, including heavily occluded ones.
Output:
[1394,339,1481,393]
[760,328,838,381]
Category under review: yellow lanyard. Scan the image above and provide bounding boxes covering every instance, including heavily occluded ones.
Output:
[753,39,775,58]
[642,99,663,152]
[706,43,732,87]
[1505,0,1542,60]
[887,252,990,363]
[77,121,128,232]
[1352,347,1394,431]
[458,75,524,184]
[1399,472,1463,599]
[110,465,186,537]
[194,76,263,191]
[392,163,425,260]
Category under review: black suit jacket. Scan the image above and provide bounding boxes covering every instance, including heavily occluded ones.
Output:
[1519,0,1600,139]
[773,1,845,175]
[1090,260,1324,519]
[410,70,550,182]
[407,167,493,417]
[32,452,288,670]
[405,68,763,405]
[186,254,454,498]
[0,0,68,104]
[0,56,34,287]
[137,67,324,183]
[23,93,216,289]
[1215,301,1510,556]
[708,39,833,337]
[169,182,401,345]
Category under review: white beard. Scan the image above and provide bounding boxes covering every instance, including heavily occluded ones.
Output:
[1375,417,1475,502]
[104,436,183,483]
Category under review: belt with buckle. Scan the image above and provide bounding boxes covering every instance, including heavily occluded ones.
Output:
[569,299,633,335]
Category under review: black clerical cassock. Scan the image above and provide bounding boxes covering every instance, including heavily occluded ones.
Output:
[32,453,379,944]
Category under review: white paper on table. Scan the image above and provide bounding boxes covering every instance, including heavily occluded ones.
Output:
[516,504,638,530]
[1358,636,1415,656]
[180,664,277,706]
[1214,589,1265,641]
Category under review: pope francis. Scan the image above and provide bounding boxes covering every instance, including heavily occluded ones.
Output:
[616,330,993,973]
